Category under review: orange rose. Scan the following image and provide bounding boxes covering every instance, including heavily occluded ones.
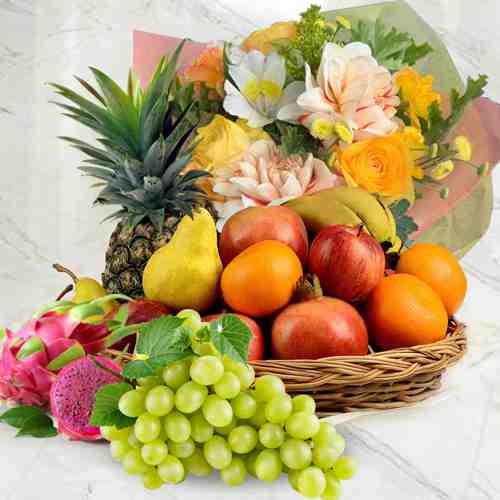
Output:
[242,21,297,54]
[183,47,224,97]
[337,135,413,197]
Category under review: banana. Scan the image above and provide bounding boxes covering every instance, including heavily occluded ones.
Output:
[316,187,391,242]
[287,187,393,243]
[380,202,402,253]
[287,195,363,233]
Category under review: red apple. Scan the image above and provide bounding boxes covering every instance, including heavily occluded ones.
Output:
[204,313,265,361]
[308,224,385,303]
[219,206,308,265]
[271,297,368,359]
[107,299,171,351]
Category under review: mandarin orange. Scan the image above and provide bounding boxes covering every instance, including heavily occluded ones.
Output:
[364,273,448,350]
[221,240,303,318]
[396,243,467,316]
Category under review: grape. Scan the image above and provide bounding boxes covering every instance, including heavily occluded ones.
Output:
[231,392,257,419]
[134,413,161,443]
[312,445,341,470]
[245,449,261,477]
[280,438,312,470]
[322,471,342,500]
[255,449,282,482]
[145,385,175,417]
[232,363,255,390]
[138,375,162,388]
[141,439,168,465]
[192,341,218,356]
[203,435,232,470]
[223,355,239,372]
[190,355,224,385]
[122,449,149,475]
[142,468,163,490]
[258,422,285,449]
[298,467,326,498]
[248,403,267,427]
[110,439,131,462]
[182,447,213,477]
[190,411,214,443]
[164,411,191,443]
[128,432,141,449]
[265,394,293,424]
[332,456,357,480]
[285,412,320,440]
[119,389,146,417]
[175,381,208,414]
[202,394,233,427]
[288,469,300,491]
[228,425,258,454]
[162,359,190,390]
[255,375,285,402]
[312,422,338,448]
[221,457,247,486]
[177,309,203,332]
[292,394,316,415]
[168,438,195,459]
[214,417,236,436]
[101,425,131,442]
[214,372,241,399]
[158,455,185,484]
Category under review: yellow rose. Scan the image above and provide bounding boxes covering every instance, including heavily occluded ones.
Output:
[242,21,297,55]
[192,115,252,172]
[337,135,413,197]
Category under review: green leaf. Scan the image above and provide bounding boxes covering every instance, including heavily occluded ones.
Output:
[424,75,487,143]
[90,382,135,429]
[351,17,433,71]
[0,328,5,343]
[122,316,193,379]
[105,323,147,348]
[0,406,57,438]
[390,199,419,245]
[209,315,252,364]
[16,415,58,438]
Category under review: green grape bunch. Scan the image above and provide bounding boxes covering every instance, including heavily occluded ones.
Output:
[93,308,358,497]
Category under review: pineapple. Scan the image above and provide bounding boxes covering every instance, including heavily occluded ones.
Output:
[51,42,210,297]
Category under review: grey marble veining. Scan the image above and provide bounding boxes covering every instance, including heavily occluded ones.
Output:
[0,1,499,499]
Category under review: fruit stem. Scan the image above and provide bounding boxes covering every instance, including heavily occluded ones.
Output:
[53,263,78,284]
[56,284,74,301]
[105,349,135,361]
[357,224,364,237]
[89,355,124,380]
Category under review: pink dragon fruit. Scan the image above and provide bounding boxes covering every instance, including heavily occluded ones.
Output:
[0,309,109,408]
[50,355,121,441]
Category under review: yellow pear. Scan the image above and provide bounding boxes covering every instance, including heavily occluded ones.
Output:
[143,208,223,311]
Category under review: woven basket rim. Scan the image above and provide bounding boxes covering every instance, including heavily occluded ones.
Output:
[250,319,465,367]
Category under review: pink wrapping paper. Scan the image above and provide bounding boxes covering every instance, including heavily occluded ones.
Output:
[132,30,500,240]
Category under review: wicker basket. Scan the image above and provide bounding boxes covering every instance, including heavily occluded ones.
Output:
[250,320,466,415]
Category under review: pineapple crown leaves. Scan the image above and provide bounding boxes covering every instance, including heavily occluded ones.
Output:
[50,40,211,231]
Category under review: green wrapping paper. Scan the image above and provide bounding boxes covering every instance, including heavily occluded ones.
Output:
[326,0,499,256]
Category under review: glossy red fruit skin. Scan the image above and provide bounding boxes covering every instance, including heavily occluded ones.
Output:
[108,299,170,351]
[271,297,368,359]
[308,224,385,303]
[204,313,265,361]
[219,206,309,266]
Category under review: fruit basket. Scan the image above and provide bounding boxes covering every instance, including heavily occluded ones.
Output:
[251,320,466,414]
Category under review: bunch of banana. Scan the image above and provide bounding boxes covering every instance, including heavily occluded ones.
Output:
[286,187,402,253]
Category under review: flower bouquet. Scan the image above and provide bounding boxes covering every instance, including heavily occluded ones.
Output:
[0,1,498,497]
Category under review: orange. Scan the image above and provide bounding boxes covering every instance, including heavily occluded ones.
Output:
[396,243,467,316]
[221,240,303,318]
[364,274,448,350]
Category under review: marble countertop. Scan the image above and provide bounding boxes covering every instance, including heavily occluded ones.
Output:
[0,1,499,499]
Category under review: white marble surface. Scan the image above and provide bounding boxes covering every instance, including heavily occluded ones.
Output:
[0,1,499,499]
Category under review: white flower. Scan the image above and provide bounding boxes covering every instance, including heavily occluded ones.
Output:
[223,50,305,128]
[278,42,400,142]
[212,139,344,229]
